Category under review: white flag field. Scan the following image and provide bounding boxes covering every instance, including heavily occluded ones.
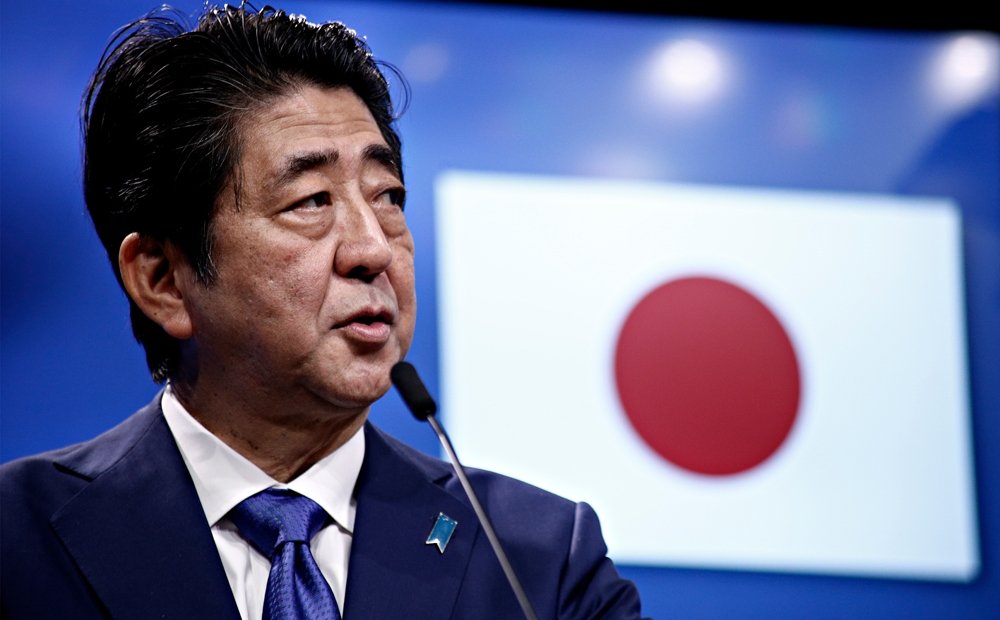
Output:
[435,170,979,581]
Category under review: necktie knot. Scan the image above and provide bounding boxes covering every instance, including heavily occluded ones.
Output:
[230,488,329,558]
[229,488,341,619]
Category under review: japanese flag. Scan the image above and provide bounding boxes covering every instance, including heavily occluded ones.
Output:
[435,170,978,581]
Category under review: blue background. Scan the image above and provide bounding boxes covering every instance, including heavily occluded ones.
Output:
[2,1,997,617]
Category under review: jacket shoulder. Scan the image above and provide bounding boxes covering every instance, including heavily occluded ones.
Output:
[367,422,575,509]
[0,394,165,519]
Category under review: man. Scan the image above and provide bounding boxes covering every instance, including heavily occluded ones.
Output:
[0,4,643,618]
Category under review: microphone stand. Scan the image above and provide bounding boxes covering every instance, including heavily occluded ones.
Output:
[391,362,539,620]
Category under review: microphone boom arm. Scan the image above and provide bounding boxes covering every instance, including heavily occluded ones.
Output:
[390,361,539,620]
[425,413,539,620]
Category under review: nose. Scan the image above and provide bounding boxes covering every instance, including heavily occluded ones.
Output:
[334,197,393,281]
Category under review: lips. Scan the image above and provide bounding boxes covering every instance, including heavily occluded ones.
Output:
[334,306,395,344]
[337,306,394,327]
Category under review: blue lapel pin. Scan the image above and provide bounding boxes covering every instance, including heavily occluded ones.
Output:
[425,512,458,554]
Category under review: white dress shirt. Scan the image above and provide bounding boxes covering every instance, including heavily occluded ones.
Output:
[161,387,363,620]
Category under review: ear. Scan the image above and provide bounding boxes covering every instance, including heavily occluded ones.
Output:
[118,232,194,340]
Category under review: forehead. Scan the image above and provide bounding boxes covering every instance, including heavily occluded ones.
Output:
[234,84,392,183]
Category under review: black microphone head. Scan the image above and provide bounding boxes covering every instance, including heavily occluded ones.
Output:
[391,361,437,421]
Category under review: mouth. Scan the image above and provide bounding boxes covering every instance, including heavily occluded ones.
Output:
[334,307,395,344]
[341,307,394,326]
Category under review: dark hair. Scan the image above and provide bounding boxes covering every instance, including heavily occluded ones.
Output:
[83,2,406,382]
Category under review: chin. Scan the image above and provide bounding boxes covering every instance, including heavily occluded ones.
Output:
[324,368,394,409]
[312,339,407,407]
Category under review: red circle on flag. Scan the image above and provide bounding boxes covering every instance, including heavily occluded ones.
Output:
[614,276,801,476]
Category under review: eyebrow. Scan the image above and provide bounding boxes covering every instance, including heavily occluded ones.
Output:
[269,143,402,192]
[362,143,402,181]
[271,149,340,190]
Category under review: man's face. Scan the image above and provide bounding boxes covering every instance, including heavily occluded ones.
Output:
[179,85,415,415]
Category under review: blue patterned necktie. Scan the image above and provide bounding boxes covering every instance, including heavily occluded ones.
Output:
[230,488,342,620]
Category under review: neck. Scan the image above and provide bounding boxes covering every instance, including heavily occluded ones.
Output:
[170,380,369,483]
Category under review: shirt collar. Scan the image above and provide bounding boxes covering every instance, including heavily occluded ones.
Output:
[160,386,364,533]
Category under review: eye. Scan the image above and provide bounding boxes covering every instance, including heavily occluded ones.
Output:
[379,187,406,210]
[289,191,332,212]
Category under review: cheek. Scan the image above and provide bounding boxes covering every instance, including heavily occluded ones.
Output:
[231,242,331,319]
[391,241,416,303]
[281,253,334,306]
[391,251,417,349]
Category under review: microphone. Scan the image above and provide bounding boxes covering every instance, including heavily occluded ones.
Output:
[390,361,539,620]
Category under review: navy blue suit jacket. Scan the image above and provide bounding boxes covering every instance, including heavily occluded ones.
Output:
[1,394,641,618]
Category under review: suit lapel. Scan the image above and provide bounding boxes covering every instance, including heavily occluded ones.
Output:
[344,424,479,619]
[50,396,240,620]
